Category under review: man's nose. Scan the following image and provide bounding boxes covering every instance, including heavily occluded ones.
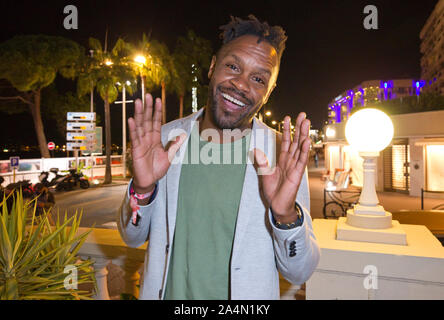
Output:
[229,74,250,94]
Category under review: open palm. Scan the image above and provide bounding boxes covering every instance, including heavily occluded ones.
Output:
[254,113,311,223]
[128,93,186,193]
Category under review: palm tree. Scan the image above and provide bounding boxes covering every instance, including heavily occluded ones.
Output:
[171,51,189,119]
[145,40,176,124]
[172,30,212,118]
[77,37,136,184]
[129,33,153,107]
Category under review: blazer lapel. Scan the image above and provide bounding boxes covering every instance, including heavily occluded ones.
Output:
[230,118,277,263]
[166,108,204,245]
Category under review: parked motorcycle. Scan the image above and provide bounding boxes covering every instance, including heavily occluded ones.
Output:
[5,179,34,198]
[47,168,89,191]
[38,168,69,190]
[32,182,56,216]
[66,168,90,190]
[0,175,55,216]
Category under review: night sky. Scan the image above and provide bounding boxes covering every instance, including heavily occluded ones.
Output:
[0,0,438,148]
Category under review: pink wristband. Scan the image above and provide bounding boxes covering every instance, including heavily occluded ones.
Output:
[133,189,155,200]
[129,184,155,225]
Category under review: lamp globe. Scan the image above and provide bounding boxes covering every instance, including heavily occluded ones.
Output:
[345,108,394,155]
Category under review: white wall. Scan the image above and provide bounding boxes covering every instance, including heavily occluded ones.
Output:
[0,156,124,185]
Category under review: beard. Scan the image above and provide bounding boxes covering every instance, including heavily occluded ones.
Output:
[208,83,259,130]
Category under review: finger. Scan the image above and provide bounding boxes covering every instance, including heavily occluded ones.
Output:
[128,117,140,148]
[289,137,311,173]
[167,133,187,163]
[281,116,291,154]
[134,98,145,138]
[290,118,310,161]
[143,93,154,133]
[282,140,310,193]
[253,148,275,176]
[296,138,311,169]
[152,98,163,142]
[289,113,306,157]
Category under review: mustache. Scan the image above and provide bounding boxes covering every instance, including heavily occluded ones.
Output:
[217,85,253,106]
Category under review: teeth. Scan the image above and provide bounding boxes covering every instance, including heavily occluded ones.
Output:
[222,93,246,107]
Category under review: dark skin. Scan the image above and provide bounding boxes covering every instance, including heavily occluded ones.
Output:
[128,35,311,224]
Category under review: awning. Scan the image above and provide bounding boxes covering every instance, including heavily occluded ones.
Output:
[414,138,444,146]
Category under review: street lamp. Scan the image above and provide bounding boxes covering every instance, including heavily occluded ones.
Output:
[134,54,147,107]
[265,111,272,117]
[337,108,406,245]
[134,55,146,65]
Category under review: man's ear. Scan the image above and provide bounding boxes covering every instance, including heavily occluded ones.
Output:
[208,55,217,79]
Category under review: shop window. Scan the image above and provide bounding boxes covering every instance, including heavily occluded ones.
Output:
[426,145,444,191]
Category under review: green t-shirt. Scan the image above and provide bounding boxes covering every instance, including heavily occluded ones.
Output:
[164,126,251,300]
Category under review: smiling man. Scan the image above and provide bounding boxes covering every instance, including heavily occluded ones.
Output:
[117,15,320,300]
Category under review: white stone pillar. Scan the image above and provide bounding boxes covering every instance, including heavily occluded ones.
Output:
[92,257,110,300]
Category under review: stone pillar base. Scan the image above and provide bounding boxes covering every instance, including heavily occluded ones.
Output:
[337,216,407,245]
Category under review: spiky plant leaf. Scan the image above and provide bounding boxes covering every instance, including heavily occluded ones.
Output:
[0,191,96,300]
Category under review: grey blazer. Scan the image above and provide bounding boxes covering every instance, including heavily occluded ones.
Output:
[117,108,320,300]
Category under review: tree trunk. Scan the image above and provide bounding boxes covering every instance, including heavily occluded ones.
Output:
[161,81,166,124]
[179,95,184,119]
[29,90,50,158]
[104,94,112,184]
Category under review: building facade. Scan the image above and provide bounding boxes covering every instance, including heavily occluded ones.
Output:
[327,79,426,124]
[323,110,444,197]
[420,0,444,95]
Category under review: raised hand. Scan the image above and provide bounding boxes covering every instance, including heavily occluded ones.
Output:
[254,113,311,224]
[128,93,186,194]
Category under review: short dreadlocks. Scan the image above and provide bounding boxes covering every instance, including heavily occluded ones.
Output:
[218,14,288,64]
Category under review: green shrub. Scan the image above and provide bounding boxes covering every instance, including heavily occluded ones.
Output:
[0,191,96,300]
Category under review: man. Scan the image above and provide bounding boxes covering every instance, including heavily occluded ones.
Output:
[117,15,320,300]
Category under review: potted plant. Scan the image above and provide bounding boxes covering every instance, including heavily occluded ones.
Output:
[0,191,96,299]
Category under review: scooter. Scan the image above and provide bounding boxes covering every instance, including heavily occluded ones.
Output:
[0,175,55,216]
[38,168,68,189]
[65,168,90,190]
[5,179,34,198]
[32,182,55,216]
[40,168,73,192]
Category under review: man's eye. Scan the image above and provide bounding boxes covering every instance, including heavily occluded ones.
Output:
[253,76,265,85]
[226,64,238,71]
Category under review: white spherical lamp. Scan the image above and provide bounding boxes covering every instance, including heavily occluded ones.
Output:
[336,108,407,245]
[342,108,395,230]
[345,108,394,155]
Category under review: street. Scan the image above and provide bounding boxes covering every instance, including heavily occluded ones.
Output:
[52,183,128,229]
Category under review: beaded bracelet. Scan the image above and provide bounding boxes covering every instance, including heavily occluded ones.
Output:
[272,203,304,230]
